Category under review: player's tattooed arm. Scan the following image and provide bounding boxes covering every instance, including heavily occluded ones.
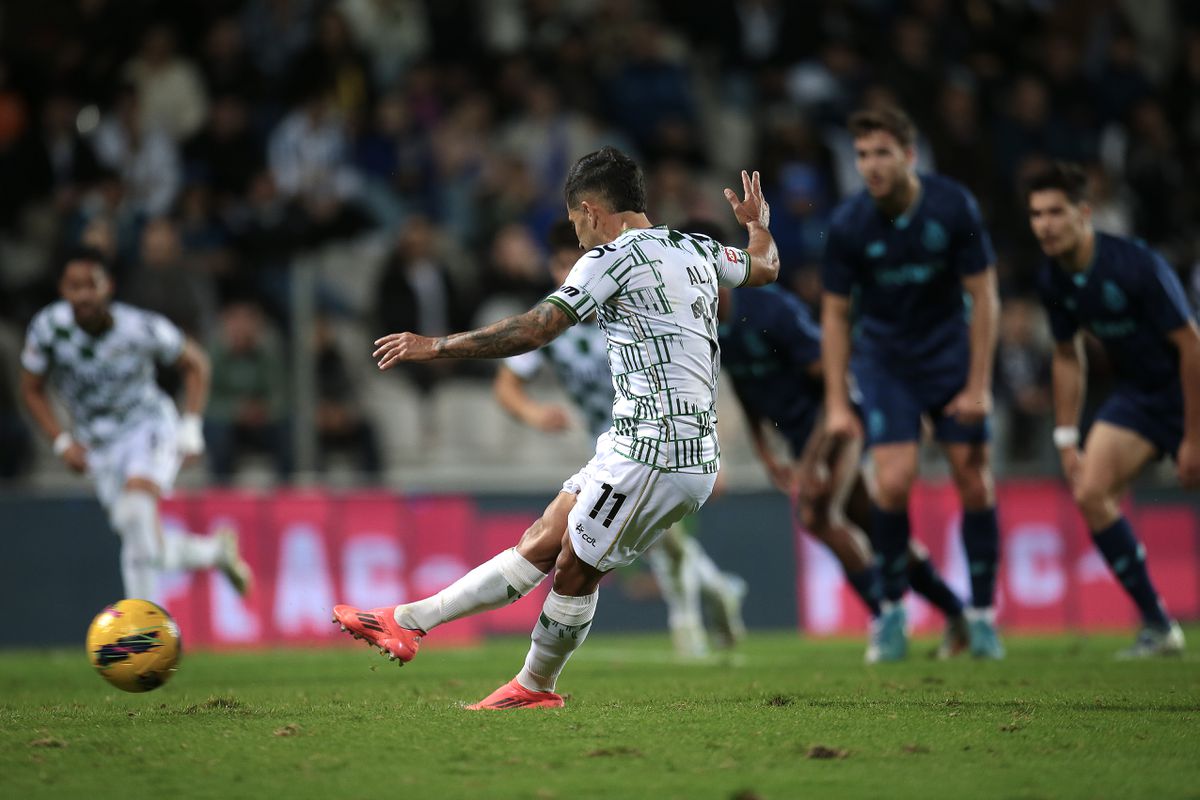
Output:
[374,301,572,368]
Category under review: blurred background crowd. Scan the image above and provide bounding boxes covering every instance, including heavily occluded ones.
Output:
[0,0,1198,488]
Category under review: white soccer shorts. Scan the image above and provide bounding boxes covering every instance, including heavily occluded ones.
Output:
[562,434,717,572]
[87,412,182,512]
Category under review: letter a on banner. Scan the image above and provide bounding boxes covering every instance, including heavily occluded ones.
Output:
[274,523,337,637]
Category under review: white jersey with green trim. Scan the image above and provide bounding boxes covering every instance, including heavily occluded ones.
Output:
[544,226,751,473]
[21,301,184,448]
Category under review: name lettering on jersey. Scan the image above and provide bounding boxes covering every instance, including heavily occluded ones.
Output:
[685,265,712,286]
[876,262,942,288]
[1089,318,1137,338]
[585,244,618,259]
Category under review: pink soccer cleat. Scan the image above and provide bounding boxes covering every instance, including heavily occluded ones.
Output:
[332,604,423,665]
[466,678,565,710]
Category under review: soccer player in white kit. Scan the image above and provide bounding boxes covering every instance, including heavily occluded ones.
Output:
[20,248,251,603]
[333,147,779,709]
[495,220,747,659]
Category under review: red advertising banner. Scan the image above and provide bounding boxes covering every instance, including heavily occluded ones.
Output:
[795,481,1200,635]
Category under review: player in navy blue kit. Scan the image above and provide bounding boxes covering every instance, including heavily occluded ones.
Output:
[821,107,1004,660]
[1028,163,1198,657]
[716,279,968,661]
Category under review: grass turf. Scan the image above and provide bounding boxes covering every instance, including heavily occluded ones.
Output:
[1,630,1198,800]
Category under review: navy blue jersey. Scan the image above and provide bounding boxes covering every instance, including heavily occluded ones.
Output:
[718,286,823,452]
[1037,232,1195,394]
[822,173,995,366]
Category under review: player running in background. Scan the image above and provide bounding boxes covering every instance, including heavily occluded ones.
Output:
[1028,163,1197,657]
[334,147,779,708]
[821,107,1004,661]
[715,275,967,662]
[494,220,746,659]
[20,248,251,603]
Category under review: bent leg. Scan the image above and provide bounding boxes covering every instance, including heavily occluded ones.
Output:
[111,477,164,600]
[516,534,602,693]
[1076,422,1170,629]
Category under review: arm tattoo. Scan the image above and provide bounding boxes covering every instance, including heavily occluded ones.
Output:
[435,302,570,360]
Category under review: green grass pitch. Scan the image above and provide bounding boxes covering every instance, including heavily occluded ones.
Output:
[2,630,1198,800]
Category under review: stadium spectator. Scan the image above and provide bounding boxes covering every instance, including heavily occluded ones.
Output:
[91,84,181,218]
[204,301,293,483]
[122,23,209,142]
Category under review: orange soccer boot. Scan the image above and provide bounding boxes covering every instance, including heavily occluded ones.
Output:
[465,678,565,710]
[332,605,423,665]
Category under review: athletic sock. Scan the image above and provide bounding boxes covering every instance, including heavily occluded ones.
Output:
[395,548,547,633]
[161,531,223,571]
[1092,517,1170,630]
[908,556,964,618]
[645,544,705,655]
[869,505,911,602]
[961,508,1000,609]
[517,590,598,693]
[110,490,161,600]
[684,537,727,598]
[844,566,883,617]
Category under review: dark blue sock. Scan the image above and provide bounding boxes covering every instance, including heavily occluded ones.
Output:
[962,507,1000,608]
[845,566,883,618]
[1092,517,1170,629]
[908,556,964,618]
[869,505,911,602]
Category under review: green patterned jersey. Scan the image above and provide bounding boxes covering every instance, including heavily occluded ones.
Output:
[544,226,751,473]
[21,301,184,448]
[505,321,614,440]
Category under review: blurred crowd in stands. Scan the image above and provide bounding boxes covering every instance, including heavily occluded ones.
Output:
[0,0,1198,482]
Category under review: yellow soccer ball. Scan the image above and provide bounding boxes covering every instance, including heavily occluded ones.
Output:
[86,599,182,693]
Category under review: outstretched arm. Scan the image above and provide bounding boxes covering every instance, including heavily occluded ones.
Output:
[375,301,573,369]
[724,170,779,287]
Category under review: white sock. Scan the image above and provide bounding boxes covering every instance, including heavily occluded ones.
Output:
[162,531,223,571]
[110,491,161,601]
[646,543,705,655]
[395,548,546,632]
[686,538,729,600]
[517,590,598,693]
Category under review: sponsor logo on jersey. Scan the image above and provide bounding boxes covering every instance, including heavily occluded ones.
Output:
[724,247,740,263]
[922,220,948,252]
[865,240,887,258]
[1102,280,1127,312]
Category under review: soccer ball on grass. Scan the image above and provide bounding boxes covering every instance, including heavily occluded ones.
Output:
[86,599,181,692]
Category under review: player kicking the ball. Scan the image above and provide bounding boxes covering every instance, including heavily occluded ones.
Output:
[1029,163,1196,657]
[333,147,779,708]
[494,220,746,659]
[20,248,252,604]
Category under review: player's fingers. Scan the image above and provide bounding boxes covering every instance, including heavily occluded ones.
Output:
[741,170,752,198]
[723,187,738,207]
[752,170,762,197]
[373,333,402,346]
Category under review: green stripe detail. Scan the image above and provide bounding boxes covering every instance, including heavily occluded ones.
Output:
[544,295,581,323]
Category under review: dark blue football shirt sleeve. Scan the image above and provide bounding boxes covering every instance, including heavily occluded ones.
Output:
[1144,254,1194,336]
[950,188,995,277]
[820,219,856,297]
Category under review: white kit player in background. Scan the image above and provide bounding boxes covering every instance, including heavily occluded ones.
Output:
[494,220,746,658]
[20,248,252,603]
[333,147,779,709]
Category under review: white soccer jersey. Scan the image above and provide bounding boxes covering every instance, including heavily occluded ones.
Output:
[545,226,751,473]
[505,321,615,440]
[22,301,184,448]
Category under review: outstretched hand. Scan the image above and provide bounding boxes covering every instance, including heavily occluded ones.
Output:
[374,332,439,369]
[724,170,770,229]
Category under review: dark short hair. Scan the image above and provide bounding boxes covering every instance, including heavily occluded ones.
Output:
[546,219,580,252]
[847,106,917,149]
[58,245,111,278]
[563,146,646,213]
[1022,162,1089,205]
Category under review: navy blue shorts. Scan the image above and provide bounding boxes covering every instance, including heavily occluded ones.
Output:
[851,355,990,447]
[1093,388,1183,460]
